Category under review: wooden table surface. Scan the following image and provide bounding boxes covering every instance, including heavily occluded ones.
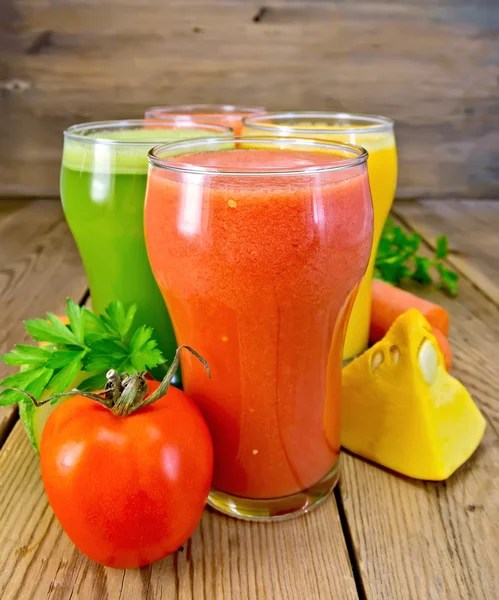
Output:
[0,199,497,600]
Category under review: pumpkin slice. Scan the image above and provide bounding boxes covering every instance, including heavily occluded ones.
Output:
[342,309,486,480]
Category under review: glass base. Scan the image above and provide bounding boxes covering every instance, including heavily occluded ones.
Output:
[207,457,341,522]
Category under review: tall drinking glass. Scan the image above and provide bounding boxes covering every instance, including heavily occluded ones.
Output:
[243,113,397,360]
[144,136,373,520]
[145,104,266,135]
[61,120,232,371]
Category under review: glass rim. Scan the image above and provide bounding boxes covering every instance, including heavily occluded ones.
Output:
[148,135,369,176]
[243,112,394,135]
[145,104,266,119]
[63,119,233,146]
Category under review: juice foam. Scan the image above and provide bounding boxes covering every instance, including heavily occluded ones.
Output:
[63,127,227,174]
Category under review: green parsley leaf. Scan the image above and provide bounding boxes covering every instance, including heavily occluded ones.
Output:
[84,338,129,372]
[376,260,411,285]
[435,235,449,260]
[375,220,459,295]
[0,300,165,408]
[411,256,433,284]
[436,263,460,296]
[0,367,54,406]
[82,307,115,338]
[25,315,80,346]
[2,344,50,366]
[47,354,85,395]
[78,372,109,393]
[0,367,50,391]
[101,301,137,340]
[66,299,85,343]
[128,326,164,372]
[45,349,86,370]
[394,228,420,254]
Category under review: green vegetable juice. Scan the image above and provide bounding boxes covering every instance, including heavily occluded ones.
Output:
[61,122,231,370]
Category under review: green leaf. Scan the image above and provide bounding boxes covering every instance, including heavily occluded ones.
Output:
[66,299,85,343]
[2,344,50,366]
[411,256,433,284]
[129,325,153,354]
[0,389,26,406]
[46,312,82,345]
[84,338,128,372]
[82,308,115,339]
[25,315,80,346]
[46,350,87,370]
[0,367,47,391]
[78,372,108,392]
[375,220,459,295]
[0,367,54,405]
[1,299,165,407]
[129,326,164,371]
[377,254,405,266]
[436,262,459,296]
[101,301,137,339]
[377,262,411,285]
[435,235,449,260]
[47,354,84,395]
[25,368,57,403]
[393,227,419,253]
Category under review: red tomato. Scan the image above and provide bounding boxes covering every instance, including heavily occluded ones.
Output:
[40,380,213,569]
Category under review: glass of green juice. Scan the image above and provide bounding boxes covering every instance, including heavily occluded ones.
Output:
[60,120,233,372]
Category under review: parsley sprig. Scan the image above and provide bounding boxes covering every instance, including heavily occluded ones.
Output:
[0,300,164,407]
[375,219,459,296]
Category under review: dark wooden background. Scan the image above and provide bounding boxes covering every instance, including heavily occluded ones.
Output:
[1,0,498,199]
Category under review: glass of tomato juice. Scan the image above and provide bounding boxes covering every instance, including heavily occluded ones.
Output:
[144,104,266,136]
[60,119,232,370]
[144,136,373,520]
[243,112,397,361]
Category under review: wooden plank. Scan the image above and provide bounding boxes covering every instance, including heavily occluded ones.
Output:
[1,0,498,198]
[394,199,499,306]
[0,199,87,446]
[340,210,499,599]
[0,406,17,448]
[0,422,359,600]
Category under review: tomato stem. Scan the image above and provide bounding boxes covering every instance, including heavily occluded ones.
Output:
[4,345,210,416]
[142,345,210,408]
[5,387,114,409]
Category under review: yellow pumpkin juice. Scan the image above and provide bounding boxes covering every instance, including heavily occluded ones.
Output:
[243,113,397,359]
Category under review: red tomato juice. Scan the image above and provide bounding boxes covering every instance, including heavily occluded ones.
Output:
[145,149,372,499]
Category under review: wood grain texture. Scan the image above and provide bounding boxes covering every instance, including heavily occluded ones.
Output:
[0,405,17,448]
[341,208,499,600]
[394,199,499,306]
[0,422,359,600]
[1,0,498,198]
[0,200,87,447]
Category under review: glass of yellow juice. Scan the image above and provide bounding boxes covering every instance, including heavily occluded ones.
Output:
[242,112,397,360]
